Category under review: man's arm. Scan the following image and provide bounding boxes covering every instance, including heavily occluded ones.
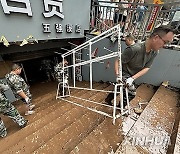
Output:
[115,58,150,85]
[18,91,28,99]
[18,91,31,103]
[123,67,149,86]
[132,67,150,80]
[114,59,119,77]
[126,68,149,86]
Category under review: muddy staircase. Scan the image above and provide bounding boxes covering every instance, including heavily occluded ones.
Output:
[115,85,180,154]
[0,81,179,154]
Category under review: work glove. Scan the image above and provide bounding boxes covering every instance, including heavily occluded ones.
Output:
[126,77,134,86]
[25,97,31,104]
[116,77,121,83]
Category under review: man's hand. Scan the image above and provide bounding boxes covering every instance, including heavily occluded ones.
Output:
[126,77,134,86]
[116,77,121,83]
[25,97,30,104]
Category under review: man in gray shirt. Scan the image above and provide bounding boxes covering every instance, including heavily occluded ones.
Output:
[105,25,175,107]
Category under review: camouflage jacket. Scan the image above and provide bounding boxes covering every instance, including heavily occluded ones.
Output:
[54,62,69,83]
[5,73,30,99]
[0,80,9,105]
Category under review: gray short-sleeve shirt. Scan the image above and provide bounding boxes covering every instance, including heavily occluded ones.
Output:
[122,42,158,76]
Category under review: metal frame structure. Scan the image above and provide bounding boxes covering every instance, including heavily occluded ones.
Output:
[56,25,130,124]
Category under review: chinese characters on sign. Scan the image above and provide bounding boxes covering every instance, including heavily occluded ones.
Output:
[66,24,73,33]
[55,24,63,33]
[0,0,64,18]
[43,0,64,19]
[42,24,51,33]
[1,0,82,35]
[42,23,81,34]
[0,0,32,16]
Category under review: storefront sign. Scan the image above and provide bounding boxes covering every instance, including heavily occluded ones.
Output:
[1,0,64,18]
[0,0,91,42]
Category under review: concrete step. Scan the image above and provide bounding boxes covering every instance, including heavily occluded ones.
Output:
[173,117,180,154]
[168,110,180,154]
[0,91,56,137]
[32,85,112,154]
[1,81,90,136]
[0,81,96,150]
[70,117,123,154]
[116,86,179,154]
[69,84,156,154]
[1,81,73,132]
[1,90,55,126]
[0,90,79,152]
[1,83,109,153]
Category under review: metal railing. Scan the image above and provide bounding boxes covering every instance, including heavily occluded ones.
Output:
[90,1,180,44]
[56,25,132,124]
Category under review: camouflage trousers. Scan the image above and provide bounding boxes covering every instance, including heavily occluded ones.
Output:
[59,83,68,96]
[0,101,27,137]
[0,118,7,137]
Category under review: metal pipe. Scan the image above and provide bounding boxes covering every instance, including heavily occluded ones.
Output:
[73,52,76,87]
[60,97,113,118]
[70,95,122,109]
[68,86,122,93]
[113,84,117,125]
[89,42,93,89]
[62,25,119,57]
[64,52,119,69]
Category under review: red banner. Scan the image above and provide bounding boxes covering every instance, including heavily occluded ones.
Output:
[147,0,163,31]
[147,6,160,31]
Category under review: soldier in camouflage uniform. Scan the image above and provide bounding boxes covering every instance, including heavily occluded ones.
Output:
[0,80,28,138]
[5,64,35,116]
[54,59,69,96]
[40,59,55,82]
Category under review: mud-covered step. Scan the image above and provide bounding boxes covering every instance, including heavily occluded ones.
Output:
[32,85,113,154]
[1,81,63,129]
[1,81,91,136]
[130,84,156,108]
[0,93,78,152]
[69,84,156,154]
[121,84,156,136]
[70,117,122,154]
[167,110,180,154]
[1,90,55,124]
[1,83,109,153]
[0,91,56,136]
[116,86,179,154]
[28,82,99,123]
[6,82,100,136]
[15,81,89,114]
[0,82,101,151]
[173,119,180,154]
